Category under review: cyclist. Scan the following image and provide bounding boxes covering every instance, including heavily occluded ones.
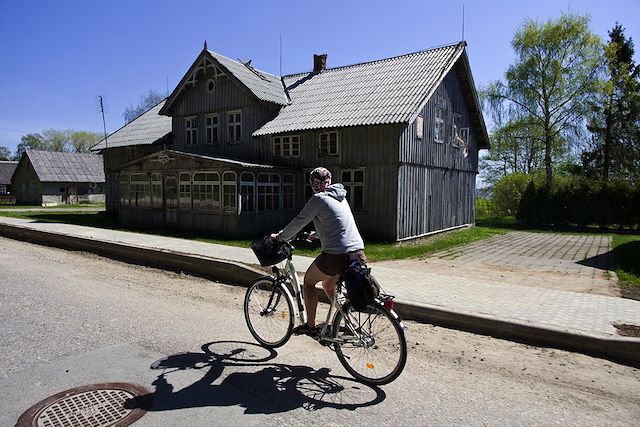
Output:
[272,167,366,336]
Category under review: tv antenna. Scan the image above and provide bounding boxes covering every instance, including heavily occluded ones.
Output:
[98,96,108,150]
[462,4,465,41]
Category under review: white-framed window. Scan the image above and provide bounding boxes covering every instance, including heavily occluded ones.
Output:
[273,135,300,157]
[119,174,129,206]
[240,172,255,213]
[205,114,219,145]
[458,127,470,147]
[434,108,445,143]
[283,174,294,210]
[257,173,281,211]
[193,171,220,211]
[0,185,6,195]
[130,173,150,207]
[179,172,191,210]
[222,171,237,213]
[151,173,162,208]
[185,116,198,146]
[416,114,424,140]
[227,111,242,144]
[341,169,365,211]
[319,131,339,156]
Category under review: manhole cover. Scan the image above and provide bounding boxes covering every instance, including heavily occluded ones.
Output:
[16,383,152,427]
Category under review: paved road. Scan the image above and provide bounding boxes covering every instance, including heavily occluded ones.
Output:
[1,238,638,426]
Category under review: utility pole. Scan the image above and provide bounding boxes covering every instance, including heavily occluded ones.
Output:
[99,96,108,150]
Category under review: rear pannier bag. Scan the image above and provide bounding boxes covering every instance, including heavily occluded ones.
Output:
[342,261,380,311]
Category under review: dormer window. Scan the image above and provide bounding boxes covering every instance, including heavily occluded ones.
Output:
[319,131,338,156]
[185,117,197,146]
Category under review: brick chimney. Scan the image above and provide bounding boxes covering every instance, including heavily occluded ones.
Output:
[313,54,327,73]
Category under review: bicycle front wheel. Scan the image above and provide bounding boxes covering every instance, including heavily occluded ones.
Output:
[332,303,407,385]
[244,278,294,348]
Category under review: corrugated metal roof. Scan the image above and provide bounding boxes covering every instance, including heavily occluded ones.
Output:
[26,150,105,183]
[208,51,289,106]
[0,161,18,184]
[91,100,171,151]
[254,43,464,136]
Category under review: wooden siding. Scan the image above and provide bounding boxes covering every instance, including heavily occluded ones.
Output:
[396,67,480,240]
[255,124,403,240]
[171,67,281,161]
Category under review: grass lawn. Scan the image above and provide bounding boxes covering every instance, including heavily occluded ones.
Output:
[612,234,640,286]
[0,203,105,209]
[0,210,507,262]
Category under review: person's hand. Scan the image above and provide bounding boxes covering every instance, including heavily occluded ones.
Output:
[307,231,318,241]
[269,233,279,241]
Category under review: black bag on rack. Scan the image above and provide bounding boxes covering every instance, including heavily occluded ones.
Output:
[342,261,380,311]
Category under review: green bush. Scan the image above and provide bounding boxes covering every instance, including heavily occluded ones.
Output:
[518,177,639,228]
[491,173,534,216]
[475,197,496,217]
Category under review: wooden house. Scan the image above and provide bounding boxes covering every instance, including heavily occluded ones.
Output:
[0,161,18,202]
[92,41,489,240]
[12,150,105,205]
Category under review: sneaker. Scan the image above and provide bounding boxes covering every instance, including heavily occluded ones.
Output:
[292,323,319,337]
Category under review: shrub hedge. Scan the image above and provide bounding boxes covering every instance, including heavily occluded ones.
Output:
[517,177,640,228]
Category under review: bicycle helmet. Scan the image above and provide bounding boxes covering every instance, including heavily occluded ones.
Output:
[309,167,332,193]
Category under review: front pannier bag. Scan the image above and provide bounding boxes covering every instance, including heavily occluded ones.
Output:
[342,261,380,311]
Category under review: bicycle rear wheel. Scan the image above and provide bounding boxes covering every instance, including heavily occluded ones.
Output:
[244,278,294,348]
[332,303,407,385]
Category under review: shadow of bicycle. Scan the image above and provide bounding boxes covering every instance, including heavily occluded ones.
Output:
[125,340,386,414]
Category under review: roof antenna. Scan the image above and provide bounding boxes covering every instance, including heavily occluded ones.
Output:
[279,34,283,76]
[461,4,465,41]
[204,40,208,50]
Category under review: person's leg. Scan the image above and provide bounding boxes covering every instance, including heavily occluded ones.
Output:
[302,261,331,327]
[321,274,340,299]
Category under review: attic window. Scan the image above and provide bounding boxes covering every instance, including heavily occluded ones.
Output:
[206,79,215,93]
[416,114,424,140]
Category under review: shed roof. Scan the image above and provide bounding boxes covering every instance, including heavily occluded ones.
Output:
[24,150,105,183]
[91,100,171,151]
[0,161,18,185]
[253,42,468,136]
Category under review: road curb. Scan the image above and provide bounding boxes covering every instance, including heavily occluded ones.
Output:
[1,221,639,367]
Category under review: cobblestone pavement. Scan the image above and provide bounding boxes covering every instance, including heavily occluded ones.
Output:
[375,231,617,297]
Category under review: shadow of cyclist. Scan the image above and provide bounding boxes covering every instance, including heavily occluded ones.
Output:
[124,340,385,414]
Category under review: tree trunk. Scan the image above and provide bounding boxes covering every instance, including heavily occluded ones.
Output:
[603,101,613,182]
[544,121,552,186]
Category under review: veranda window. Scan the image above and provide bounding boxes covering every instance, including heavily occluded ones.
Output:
[130,173,150,207]
[222,171,237,213]
[179,172,191,210]
[240,172,255,213]
[151,173,162,208]
[119,174,129,206]
[283,174,294,210]
[192,172,220,211]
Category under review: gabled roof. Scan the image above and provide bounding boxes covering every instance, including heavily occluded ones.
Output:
[91,100,171,151]
[0,161,18,185]
[159,49,288,116]
[22,150,105,183]
[253,42,483,139]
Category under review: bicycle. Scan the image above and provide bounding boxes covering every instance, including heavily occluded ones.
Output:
[244,234,407,386]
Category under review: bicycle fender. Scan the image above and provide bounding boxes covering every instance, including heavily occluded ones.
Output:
[388,308,407,331]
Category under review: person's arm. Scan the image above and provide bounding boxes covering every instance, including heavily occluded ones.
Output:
[276,197,322,241]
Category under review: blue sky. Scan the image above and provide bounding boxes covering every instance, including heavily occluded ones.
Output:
[1,0,639,155]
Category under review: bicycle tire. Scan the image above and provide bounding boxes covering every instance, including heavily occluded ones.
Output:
[332,302,407,386]
[244,277,294,348]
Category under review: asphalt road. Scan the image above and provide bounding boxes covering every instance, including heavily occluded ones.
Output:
[1,236,639,426]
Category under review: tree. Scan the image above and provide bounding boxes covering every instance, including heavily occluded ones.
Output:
[0,146,11,160]
[123,89,165,124]
[485,13,603,185]
[584,24,640,183]
[15,133,47,158]
[70,131,102,153]
[41,129,71,152]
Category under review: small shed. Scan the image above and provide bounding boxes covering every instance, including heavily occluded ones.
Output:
[0,160,18,204]
[12,150,105,205]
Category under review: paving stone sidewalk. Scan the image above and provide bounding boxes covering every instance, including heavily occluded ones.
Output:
[1,216,639,345]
